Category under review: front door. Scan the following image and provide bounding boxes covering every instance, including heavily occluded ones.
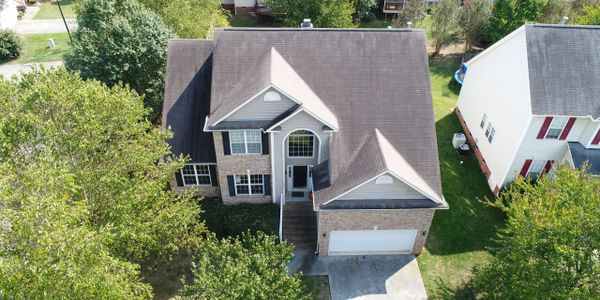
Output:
[293,165,307,188]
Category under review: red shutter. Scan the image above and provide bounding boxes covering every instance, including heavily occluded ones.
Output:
[559,117,576,140]
[519,159,533,177]
[537,117,553,139]
[543,160,554,174]
[592,129,600,145]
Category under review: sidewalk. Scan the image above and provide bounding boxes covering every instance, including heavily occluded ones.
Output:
[13,18,77,34]
[0,61,64,78]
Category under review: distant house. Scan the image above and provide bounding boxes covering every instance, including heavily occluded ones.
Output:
[221,0,268,15]
[456,24,600,195]
[163,27,447,256]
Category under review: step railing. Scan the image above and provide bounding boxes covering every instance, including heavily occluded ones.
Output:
[278,192,285,242]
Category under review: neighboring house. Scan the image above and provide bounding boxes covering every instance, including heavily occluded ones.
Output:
[456,24,600,195]
[221,0,268,15]
[163,27,447,256]
[0,1,18,30]
[381,0,445,15]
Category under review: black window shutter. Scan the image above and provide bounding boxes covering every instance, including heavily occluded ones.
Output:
[209,165,219,186]
[227,175,236,196]
[222,132,231,155]
[175,172,184,187]
[261,132,269,155]
[263,174,271,195]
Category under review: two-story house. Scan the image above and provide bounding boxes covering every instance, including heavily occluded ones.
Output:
[163,28,447,256]
[456,24,600,195]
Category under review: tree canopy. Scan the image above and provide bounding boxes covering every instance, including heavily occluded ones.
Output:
[0,69,204,298]
[65,0,172,122]
[486,0,547,44]
[472,166,600,298]
[268,0,356,28]
[578,5,600,24]
[429,0,461,56]
[179,232,306,300]
[142,0,230,39]
[394,0,428,28]
[459,0,492,50]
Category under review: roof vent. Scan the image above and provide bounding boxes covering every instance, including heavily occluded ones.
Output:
[559,16,569,25]
[300,18,313,29]
[406,21,412,29]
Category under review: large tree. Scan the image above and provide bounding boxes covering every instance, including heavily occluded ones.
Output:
[486,0,548,44]
[0,69,203,267]
[64,0,172,122]
[578,5,600,24]
[472,166,600,298]
[179,232,306,300]
[459,0,492,50]
[429,0,461,56]
[142,0,230,39]
[268,0,356,28]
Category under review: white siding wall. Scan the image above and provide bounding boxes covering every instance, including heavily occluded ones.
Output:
[234,0,255,6]
[457,28,532,189]
[338,173,427,200]
[227,88,297,121]
[579,119,600,148]
[272,111,330,200]
[504,116,589,185]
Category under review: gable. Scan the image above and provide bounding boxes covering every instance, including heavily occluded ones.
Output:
[337,173,428,200]
[225,88,297,121]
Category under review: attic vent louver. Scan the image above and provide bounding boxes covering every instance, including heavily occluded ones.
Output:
[300,19,313,29]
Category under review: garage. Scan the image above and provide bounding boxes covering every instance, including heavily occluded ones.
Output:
[328,229,417,255]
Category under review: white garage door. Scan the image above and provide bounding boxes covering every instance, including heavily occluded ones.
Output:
[328,229,417,255]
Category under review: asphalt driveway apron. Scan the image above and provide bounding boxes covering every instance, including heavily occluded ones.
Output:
[290,252,428,300]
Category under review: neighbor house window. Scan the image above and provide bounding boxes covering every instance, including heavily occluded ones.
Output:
[485,122,496,143]
[526,160,546,180]
[235,174,264,195]
[480,113,487,129]
[545,117,568,139]
[181,164,211,186]
[230,130,262,154]
[288,130,314,157]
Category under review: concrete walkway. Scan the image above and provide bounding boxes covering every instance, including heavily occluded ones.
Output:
[14,18,77,34]
[290,252,427,300]
[0,61,64,78]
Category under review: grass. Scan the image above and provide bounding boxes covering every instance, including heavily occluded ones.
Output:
[8,33,71,64]
[33,0,77,20]
[302,276,330,300]
[417,54,505,299]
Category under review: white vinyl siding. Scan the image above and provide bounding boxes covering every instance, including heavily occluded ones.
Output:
[579,120,600,148]
[226,88,297,121]
[505,116,588,185]
[337,173,427,200]
[181,164,212,186]
[456,28,532,191]
[272,111,330,200]
[230,130,262,154]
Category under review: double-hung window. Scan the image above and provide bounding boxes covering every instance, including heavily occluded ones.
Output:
[181,164,211,186]
[545,117,568,139]
[527,160,546,180]
[288,130,314,157]
[230,130,262,154]
[235,174,264,195]
[485,122,496,143]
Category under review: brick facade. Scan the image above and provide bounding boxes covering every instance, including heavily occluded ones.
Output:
[213,131,272,205]
[317,209,436,256]
[235,6,254,15]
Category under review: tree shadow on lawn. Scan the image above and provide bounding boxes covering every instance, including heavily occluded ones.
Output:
[426,104,505,256]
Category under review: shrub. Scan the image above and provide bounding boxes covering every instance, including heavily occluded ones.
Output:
[0,30,22,63]
[200,197,279,238]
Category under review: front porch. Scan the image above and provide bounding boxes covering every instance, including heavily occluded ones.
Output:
[281,201,317,251]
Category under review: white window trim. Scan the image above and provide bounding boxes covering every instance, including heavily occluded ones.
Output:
[229,130,262,155]
[545,117,568,140]
[287,131,315,158]
[234,171,265,195]
[181,163,214,187]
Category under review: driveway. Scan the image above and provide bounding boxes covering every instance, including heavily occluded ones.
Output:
[0,61,64,78]
[290,251,427,300]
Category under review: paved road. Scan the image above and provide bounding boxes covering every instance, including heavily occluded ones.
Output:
[13,18,77,34]
[290,252,428,300]
[0,61,64,78]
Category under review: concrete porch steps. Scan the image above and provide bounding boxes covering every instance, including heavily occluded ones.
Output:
[283,202,317,251]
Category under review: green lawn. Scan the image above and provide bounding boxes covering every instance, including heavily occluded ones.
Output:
[302,276,330,300]
[417,54,505,299]
[33,0,77,20]
[8,33,71,64]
